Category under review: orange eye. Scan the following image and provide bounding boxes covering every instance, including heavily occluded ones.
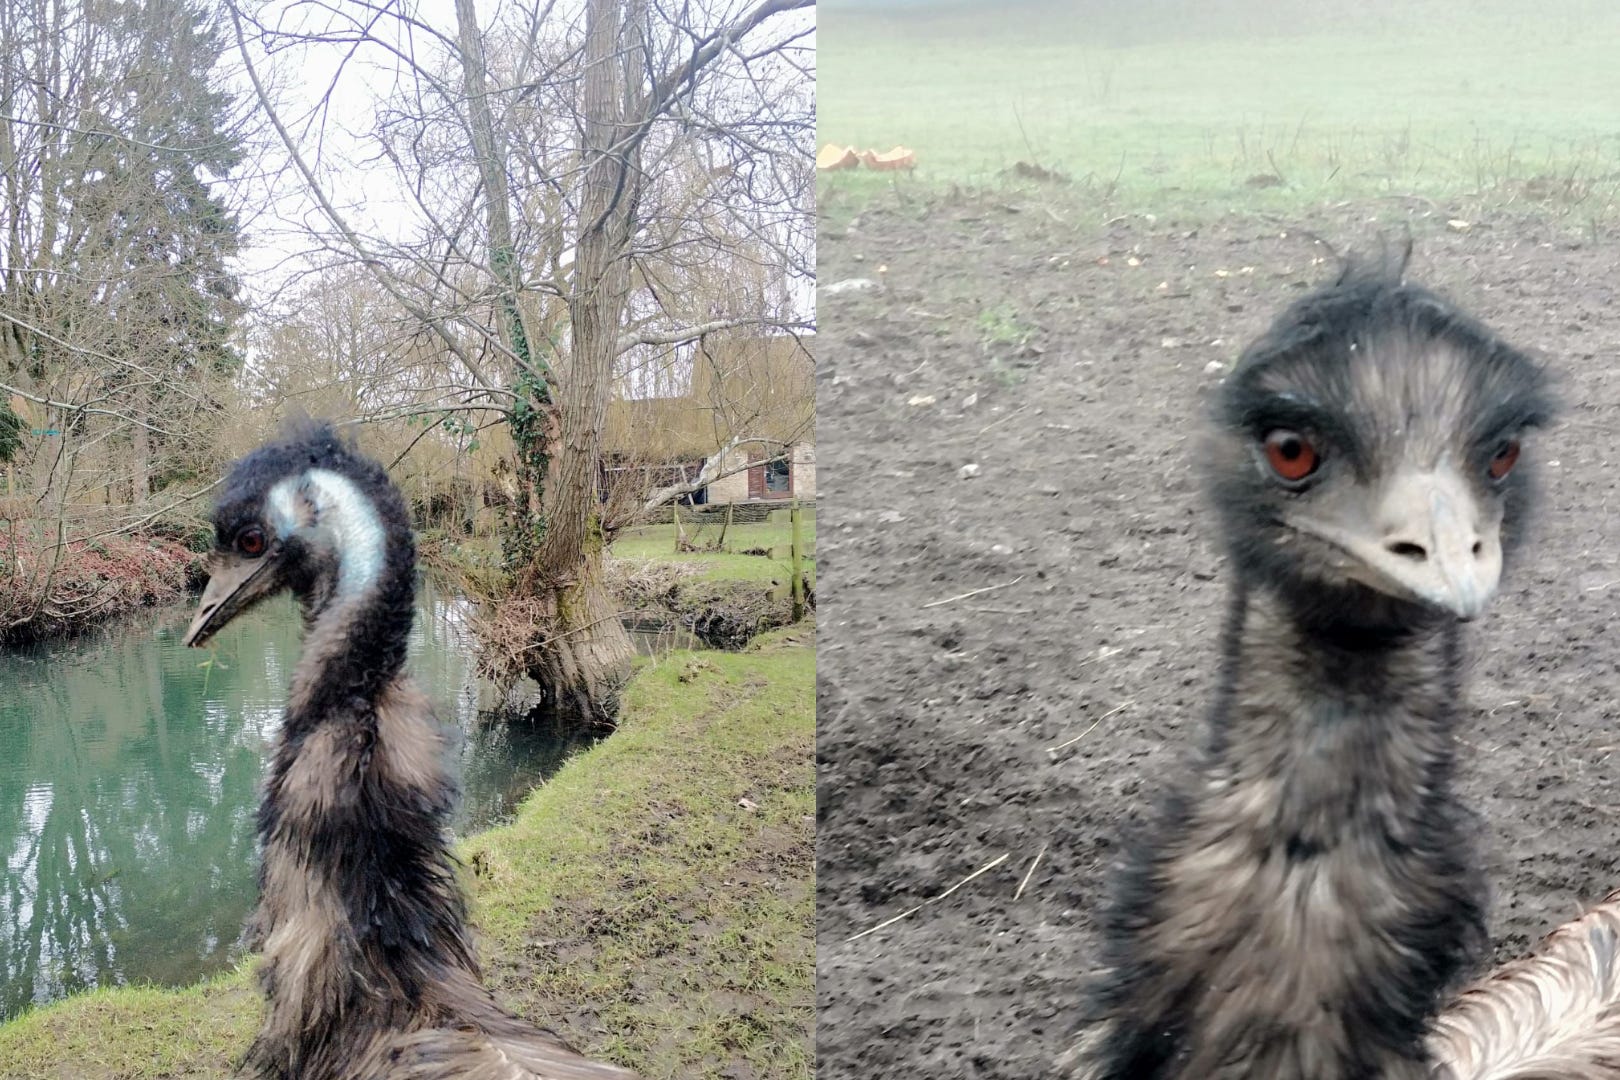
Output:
[1263,430,1319,482]
[236,527,266,557]
[1488,440,1521,480]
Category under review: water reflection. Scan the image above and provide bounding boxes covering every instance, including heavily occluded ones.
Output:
[0,578,598,1019]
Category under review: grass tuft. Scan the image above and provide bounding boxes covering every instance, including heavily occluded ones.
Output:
[611,512,817,586]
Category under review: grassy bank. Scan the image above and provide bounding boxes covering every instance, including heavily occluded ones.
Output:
[428,507,818,652]
[819,1,1620,224]
[611,509,818,649]
[0,631,815,1080]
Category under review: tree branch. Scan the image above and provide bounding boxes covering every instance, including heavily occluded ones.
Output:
[616,315,812,355]
[225,0,505,391]
[636,432,743,515]
[70,477,226,545]
[647,0,814,126]
[0,381,178,436]
[632,435,803,519]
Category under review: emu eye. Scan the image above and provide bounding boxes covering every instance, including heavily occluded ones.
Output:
[236,527,266,557]
[1488,439,1521,481]
[1263,429,1319,483]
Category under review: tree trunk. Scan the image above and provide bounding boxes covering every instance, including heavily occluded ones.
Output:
[455,0,634,719]
[131,407,151,503]
[526,540,630,719]
[524,0,645,713]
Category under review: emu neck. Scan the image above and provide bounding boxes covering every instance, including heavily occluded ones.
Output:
[1205,586,1461,842]
[250,499,473,1076]
[1085,585,1484,1080]
[286,522,415,728]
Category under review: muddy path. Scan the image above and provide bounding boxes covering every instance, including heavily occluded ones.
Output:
[815,192,1620,1078]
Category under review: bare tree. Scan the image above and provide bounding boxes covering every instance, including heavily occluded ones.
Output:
[0,0,251,637]
[228,0,814,718]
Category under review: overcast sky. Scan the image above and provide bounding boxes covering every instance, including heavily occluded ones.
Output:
[225,0,816,324]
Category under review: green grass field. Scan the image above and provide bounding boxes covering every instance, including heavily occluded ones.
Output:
[819,1,1620,219]
[612,508,817,585]
[0,631,814,1080]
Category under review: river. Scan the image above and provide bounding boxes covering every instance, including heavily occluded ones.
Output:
[0,578,606,1020]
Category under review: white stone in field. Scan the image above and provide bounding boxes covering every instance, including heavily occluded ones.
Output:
[959,463,981,479]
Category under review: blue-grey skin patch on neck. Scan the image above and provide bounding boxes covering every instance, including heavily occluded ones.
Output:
[269,468,385,598]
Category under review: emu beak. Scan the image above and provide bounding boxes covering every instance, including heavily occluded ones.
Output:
[182,553,280,647]
[1303,465,1503,621]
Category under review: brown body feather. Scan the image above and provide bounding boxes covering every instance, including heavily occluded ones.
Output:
[248,677,637,1080]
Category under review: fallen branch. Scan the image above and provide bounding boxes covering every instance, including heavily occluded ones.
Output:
[1047,700,1134,755]
[1014,844,1047,901]
[845,852,1010,943]
[922,576,1023,609]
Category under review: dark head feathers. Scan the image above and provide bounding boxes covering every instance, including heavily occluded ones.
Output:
[1198,247,1559,632]
[1221,249,1555,436]
[212,418,408,544]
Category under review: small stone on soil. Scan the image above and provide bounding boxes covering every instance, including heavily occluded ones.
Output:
[959,463,981,479]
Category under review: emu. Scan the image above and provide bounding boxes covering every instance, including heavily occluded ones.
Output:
[183,421,636,1080]
[1067,254,1620,1079]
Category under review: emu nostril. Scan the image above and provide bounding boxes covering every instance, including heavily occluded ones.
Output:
[1387,540,1428,561]
[1471,540,1483,556]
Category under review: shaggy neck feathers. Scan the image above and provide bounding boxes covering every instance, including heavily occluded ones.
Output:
[250,464,460,1077]
[210,424,632,1079]
[1078,586,1485,1080]
[281,467,415,730]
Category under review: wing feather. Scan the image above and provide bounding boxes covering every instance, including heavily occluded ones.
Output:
[1431,890,1620,1080]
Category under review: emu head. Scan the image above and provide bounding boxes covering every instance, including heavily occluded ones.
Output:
[1206,257,1555,633]
[183,420,412,647]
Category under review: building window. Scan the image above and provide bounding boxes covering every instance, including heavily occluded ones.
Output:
[747,446,794,500]
[765,456,791,495]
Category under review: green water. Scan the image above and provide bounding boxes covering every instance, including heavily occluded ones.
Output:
[0,579,599,1020]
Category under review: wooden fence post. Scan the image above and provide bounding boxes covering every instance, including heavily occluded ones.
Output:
[789,499,806,622]
[716,499,734,552]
